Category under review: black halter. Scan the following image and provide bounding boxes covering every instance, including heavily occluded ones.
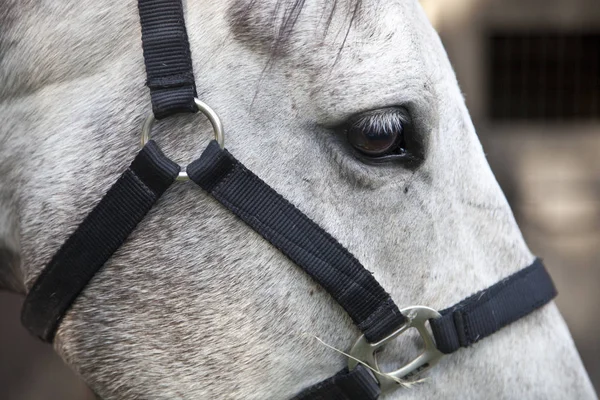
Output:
[21,1,557,398]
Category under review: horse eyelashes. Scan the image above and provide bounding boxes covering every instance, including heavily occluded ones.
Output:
[344,107,410,160]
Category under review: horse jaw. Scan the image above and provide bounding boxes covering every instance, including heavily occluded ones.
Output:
[0,0,596,399]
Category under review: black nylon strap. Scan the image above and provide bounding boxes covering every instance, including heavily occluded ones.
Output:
[187,141,406,343]
[138,0,198,119]
[297,258,557,398]
[21,141,180,342]
[293,365,381,400]
[430,258,557,354]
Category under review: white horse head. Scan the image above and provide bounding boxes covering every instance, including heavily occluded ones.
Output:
[0,0,596,398]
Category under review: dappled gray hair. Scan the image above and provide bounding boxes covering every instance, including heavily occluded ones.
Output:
[228,0,365,58]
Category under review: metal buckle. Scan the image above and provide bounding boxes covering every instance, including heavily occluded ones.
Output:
[348,306,444,393]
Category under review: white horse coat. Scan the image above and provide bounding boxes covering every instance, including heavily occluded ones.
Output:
[0,0,597,398]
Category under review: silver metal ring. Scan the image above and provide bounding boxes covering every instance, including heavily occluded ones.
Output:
[348,306,444,393]
[140,98,225,181]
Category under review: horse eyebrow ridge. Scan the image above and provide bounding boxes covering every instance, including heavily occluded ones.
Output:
[227,0,364,59]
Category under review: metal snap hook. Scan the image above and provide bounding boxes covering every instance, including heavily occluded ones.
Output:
[140,98,225,181]
[348,306,444,393]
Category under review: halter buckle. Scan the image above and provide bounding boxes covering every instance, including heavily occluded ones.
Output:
[348,306,444,393]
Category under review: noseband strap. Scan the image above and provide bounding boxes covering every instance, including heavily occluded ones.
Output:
[293,259,556,399]
[430,258,556,354]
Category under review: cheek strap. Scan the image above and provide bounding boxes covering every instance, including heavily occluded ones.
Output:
[186,140,407,344]
[138,0,198,119]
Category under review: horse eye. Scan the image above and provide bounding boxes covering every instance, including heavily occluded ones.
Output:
[346,108,406,157]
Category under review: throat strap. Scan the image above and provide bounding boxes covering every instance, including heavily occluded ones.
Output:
[187,140,407,343]
[21,141,180,342]
[138,0,198,119]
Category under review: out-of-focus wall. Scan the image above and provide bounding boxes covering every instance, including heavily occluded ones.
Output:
[423,0,600,391]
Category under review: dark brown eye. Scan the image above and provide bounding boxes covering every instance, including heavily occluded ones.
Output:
[346,108,406,157]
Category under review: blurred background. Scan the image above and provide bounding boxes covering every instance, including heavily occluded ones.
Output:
[423,0,600,390]
[1,0,598,398]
